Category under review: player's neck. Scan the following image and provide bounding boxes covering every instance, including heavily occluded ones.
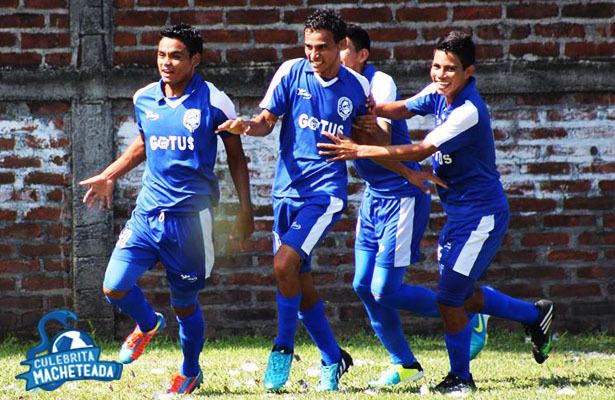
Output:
[316,62,341,80]
[163,82,189,98]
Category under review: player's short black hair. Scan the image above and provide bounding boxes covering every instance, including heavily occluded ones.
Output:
[346,24,370,52]
[436,30,475,69]
[304,9,347,43]
[159,23,203,56]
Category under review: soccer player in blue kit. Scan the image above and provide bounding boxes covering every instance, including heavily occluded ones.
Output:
[217,9,369,392]
[340,25,488,388]
[319,31,554,394]
[80,24,254,395]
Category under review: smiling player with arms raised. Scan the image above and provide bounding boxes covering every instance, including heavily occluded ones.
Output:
[319,31,554,394]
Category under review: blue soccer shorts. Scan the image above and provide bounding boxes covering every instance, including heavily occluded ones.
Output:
[355,191,431,268]
[103,209,214,307]
[437,210,509,280]
[272,195,345,273]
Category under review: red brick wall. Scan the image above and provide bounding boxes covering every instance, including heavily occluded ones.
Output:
[0,2,613,336]
[0,102,72,336]
[110,2,615,66]
[0,0,71,67]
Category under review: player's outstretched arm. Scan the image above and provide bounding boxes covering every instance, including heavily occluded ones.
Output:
[216,109,278,137]
[222,134,254,247]
[318,131,436,162]
[374,99,415,120]
[79,133,146,209]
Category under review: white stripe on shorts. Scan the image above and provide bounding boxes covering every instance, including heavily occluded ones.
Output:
[199,208,215,278]
[301,196,344,256]
[452,214,495,277]
[394,197,415,267]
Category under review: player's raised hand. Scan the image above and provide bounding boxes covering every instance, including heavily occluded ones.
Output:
[401,167,448,194]
[318,132,361,161]
[79,174,115,209]
[216,118,246,135]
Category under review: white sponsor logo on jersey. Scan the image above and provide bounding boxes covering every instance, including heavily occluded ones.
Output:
[337,97,352,120]
[434,151,453,165]
[145,110,159,121]
[297,113,344,136]
[297,88,312,99]
[183,109,201,133]
[150,135,195,151]
[291,222,302,230]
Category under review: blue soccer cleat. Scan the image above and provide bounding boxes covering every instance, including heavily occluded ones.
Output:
[470,313,489,360]
[368,361,424,387]
[167,369,203,394]
[317,348,353,392]
[263,345,293,391]
[119,312,166,364]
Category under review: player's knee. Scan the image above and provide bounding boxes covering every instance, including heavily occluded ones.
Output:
[273,254,298,281]
[172,304,197,318]
[103,287,127,301]
[438,303,467,333]
[352,281,372,301]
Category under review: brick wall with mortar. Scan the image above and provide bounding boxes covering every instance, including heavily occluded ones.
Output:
[0,1,613,338]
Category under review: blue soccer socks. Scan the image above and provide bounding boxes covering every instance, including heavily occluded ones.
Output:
[106,285,157,332]
[178,308,205,377]
[444,323,472,381]
[480,285,539,325]
[274,291,301,350]
[299,300,340,366]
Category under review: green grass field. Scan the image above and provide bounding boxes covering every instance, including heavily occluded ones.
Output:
[2,331,614,399]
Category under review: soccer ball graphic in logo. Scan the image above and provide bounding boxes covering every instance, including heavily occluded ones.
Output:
[51,330,94,353]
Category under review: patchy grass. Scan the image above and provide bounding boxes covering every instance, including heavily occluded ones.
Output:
[2,331,614,399]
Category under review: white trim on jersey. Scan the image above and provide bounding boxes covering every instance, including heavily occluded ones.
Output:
[206,81,237,119]
[424,100,479,148]
[343,65,371,97]
[198,208,215,278]
[394,197,415,267]
[301,196,344,255]
[314,73,338,87]
[406,83,437,104]
[133,82,158,104]
[259,58,302,110]
[370,70,397,125]
[452,214,495,276]
[164,93,191,109]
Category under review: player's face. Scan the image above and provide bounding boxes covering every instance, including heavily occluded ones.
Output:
[304,28,342,79]
[157,37,200,94]
[430,49,474,105]
[340,38,363,74]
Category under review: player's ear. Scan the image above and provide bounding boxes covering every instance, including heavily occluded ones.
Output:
[191,52,201,68]
[464,64,475,79]
[359,48,369,64]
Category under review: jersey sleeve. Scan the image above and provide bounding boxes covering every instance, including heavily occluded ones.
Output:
[259,59,301,117]
[405,83,438,116]
[207,82,237,139]
[132,83,155,134]
[424,100,479,153]
[370,71,397,124]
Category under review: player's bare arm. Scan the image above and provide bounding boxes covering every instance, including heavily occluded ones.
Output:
[216,109,278,137]
[222,135,255,246]
[79,133,146,209]
[351,119,445,193]
[318,131,437,162]
[374,99,415,120]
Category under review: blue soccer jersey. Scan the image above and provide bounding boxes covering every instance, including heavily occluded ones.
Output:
[405,77,508,217]
[133,73,236,214]
[353,64,423,198]
[260,58,369,200]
